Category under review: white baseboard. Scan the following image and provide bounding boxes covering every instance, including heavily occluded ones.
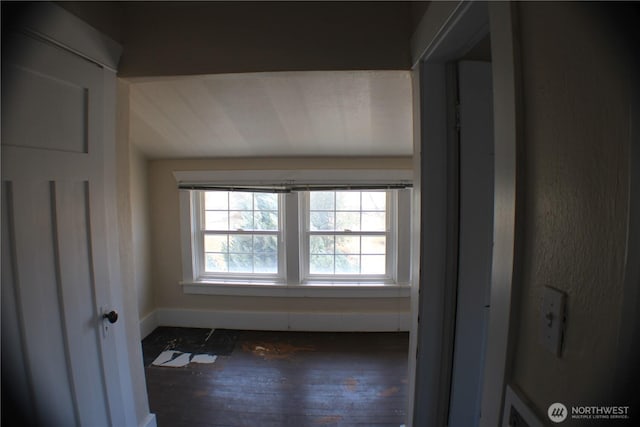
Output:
[139,311,159,339]
[139,413,157,427]
[141,308,410,332]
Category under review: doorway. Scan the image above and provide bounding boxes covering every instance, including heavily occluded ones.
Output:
[410,2,519,426]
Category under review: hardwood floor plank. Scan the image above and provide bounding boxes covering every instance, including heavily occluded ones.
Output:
[143,330,408,427]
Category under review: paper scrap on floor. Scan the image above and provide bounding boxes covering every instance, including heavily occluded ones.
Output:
[151,350,217,367]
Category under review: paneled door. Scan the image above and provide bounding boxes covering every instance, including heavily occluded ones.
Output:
[1,30,126,426]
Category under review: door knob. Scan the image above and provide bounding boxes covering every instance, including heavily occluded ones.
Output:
[103,310,118,324]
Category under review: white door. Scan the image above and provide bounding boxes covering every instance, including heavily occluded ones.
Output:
[448,60,494,427]
[1,31,126,426]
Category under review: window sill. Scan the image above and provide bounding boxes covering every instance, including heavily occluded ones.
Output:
[180,281,411,298]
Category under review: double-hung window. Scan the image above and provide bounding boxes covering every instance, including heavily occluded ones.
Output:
[178,170,412,294]
[195,191,283,280]
[303,191,391,280]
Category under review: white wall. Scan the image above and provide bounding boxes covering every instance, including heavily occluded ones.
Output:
[147,157,412,330]
[116,79,154,426]
[511,1,634,419]
[130,143,153,320]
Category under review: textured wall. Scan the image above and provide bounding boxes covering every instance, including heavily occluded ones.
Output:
[511,1,632,419]
[148,157,412,315]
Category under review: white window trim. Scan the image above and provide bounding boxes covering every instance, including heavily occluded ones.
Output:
[177,169,412,298]
[181,282,411,298]
[299,190,396,284]
[193,191,285,282]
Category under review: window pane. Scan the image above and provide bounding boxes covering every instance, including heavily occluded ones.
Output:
[228,235,253,253]
[229,253,253,273]
[310,255,334,274]
[336,192,360,211]
[336,212,360,231]
[254,253,277,274]
[361,255,386,274]
[335,236,360,254]
[254,235,278,253]
[310,192,334,210]
[254,193,278,210]
[205,192,228,210]
[254,211,278,231]
[310,235,334,254]
[230,211,253,230]
[361,236,386,254]
[310,211,334,231]
[305,190,391,278]
[205,211,228,230]
[361,212,386,231]
[199,191,282,278]
[204,234,227,252]
[362,192,386,211]
[205,253,228,272]
[335,255,360,274]
[229,192,253,210]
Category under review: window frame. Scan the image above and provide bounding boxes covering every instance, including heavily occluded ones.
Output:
[176,169,413,296]
[299,190,398,284]
[192,190,286,283]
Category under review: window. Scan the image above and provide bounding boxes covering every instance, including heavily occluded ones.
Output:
[303,191,390,279]
[177,169,412,295]
[196,191,283,279]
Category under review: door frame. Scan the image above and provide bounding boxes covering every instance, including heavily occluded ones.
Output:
[448,59,495,427]
[409,2,521,426]
[615,43,640,411]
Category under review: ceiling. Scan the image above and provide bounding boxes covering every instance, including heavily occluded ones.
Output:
[48,2,423,159]
[127,70,413,159]
[57,1,429,77]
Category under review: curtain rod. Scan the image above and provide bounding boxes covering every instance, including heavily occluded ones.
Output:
[178,183,413,193]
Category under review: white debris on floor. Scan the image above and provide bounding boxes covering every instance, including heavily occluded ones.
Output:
[151,350,181,366]
[161,353,192,367]
[151,350,217,367]
[191,354,217,364]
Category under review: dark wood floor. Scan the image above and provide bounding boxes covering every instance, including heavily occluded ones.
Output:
[143,329,409,427]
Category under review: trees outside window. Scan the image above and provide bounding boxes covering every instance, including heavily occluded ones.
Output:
[202,191,280,274]
[307,191,388,276]
[190,188,409,285]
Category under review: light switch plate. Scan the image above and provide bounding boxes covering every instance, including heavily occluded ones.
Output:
[540,286,566,356]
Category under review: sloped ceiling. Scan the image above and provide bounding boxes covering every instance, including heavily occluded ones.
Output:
[127,70,413,158]
[54,1,423,158]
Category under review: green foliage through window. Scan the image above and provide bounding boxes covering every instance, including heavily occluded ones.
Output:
[308,191,388,276]
[198,189,393,279]
[203,191,279,274]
